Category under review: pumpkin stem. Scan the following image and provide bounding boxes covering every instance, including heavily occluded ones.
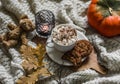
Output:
[103,0,109,8]
[103,0,113,16]
[109,7,113,15]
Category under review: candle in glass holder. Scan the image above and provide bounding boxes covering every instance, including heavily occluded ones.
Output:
[35,10,55,38]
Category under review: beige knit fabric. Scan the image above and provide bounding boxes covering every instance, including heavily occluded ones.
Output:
[0,0,120,84]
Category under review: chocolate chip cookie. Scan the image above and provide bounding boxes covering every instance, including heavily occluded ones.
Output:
[62,40,93,66]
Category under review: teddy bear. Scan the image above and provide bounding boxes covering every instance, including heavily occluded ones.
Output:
[0,15,35,48]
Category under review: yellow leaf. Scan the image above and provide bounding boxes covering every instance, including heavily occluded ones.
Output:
[33,44,46,66]
[17,43,50,84]
[16,67,51,84]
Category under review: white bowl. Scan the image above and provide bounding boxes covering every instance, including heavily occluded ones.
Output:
[51,24,77,52]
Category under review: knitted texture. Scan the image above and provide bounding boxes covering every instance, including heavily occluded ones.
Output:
[0,0,120,84]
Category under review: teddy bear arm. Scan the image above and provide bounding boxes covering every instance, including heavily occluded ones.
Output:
[21,32,28,45]
[0,32,9,42]
[8,28,21,39]
[3,40,18,48]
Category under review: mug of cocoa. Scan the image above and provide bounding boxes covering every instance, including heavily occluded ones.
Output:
[51,24,77,52]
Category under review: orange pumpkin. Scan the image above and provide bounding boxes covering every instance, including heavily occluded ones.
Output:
[87,0,120,37]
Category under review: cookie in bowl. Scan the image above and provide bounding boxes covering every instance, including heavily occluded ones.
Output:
[51,24,77,52]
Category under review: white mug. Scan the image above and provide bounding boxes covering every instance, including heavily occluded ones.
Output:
[48,24,77,52]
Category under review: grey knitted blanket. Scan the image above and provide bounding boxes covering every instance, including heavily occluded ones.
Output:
[0,0,120,84]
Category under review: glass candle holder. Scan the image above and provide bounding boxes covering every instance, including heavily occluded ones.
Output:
[35,10,55,38]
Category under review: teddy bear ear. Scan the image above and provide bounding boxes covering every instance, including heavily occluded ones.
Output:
[20,14,28,19]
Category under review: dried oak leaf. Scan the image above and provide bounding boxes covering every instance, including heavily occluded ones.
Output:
[22,60,38,74]
[18,43,50,84]
[16,67,51,84]
[20,45,39,73]
[76,49,107,75]
[32,44,46,66]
